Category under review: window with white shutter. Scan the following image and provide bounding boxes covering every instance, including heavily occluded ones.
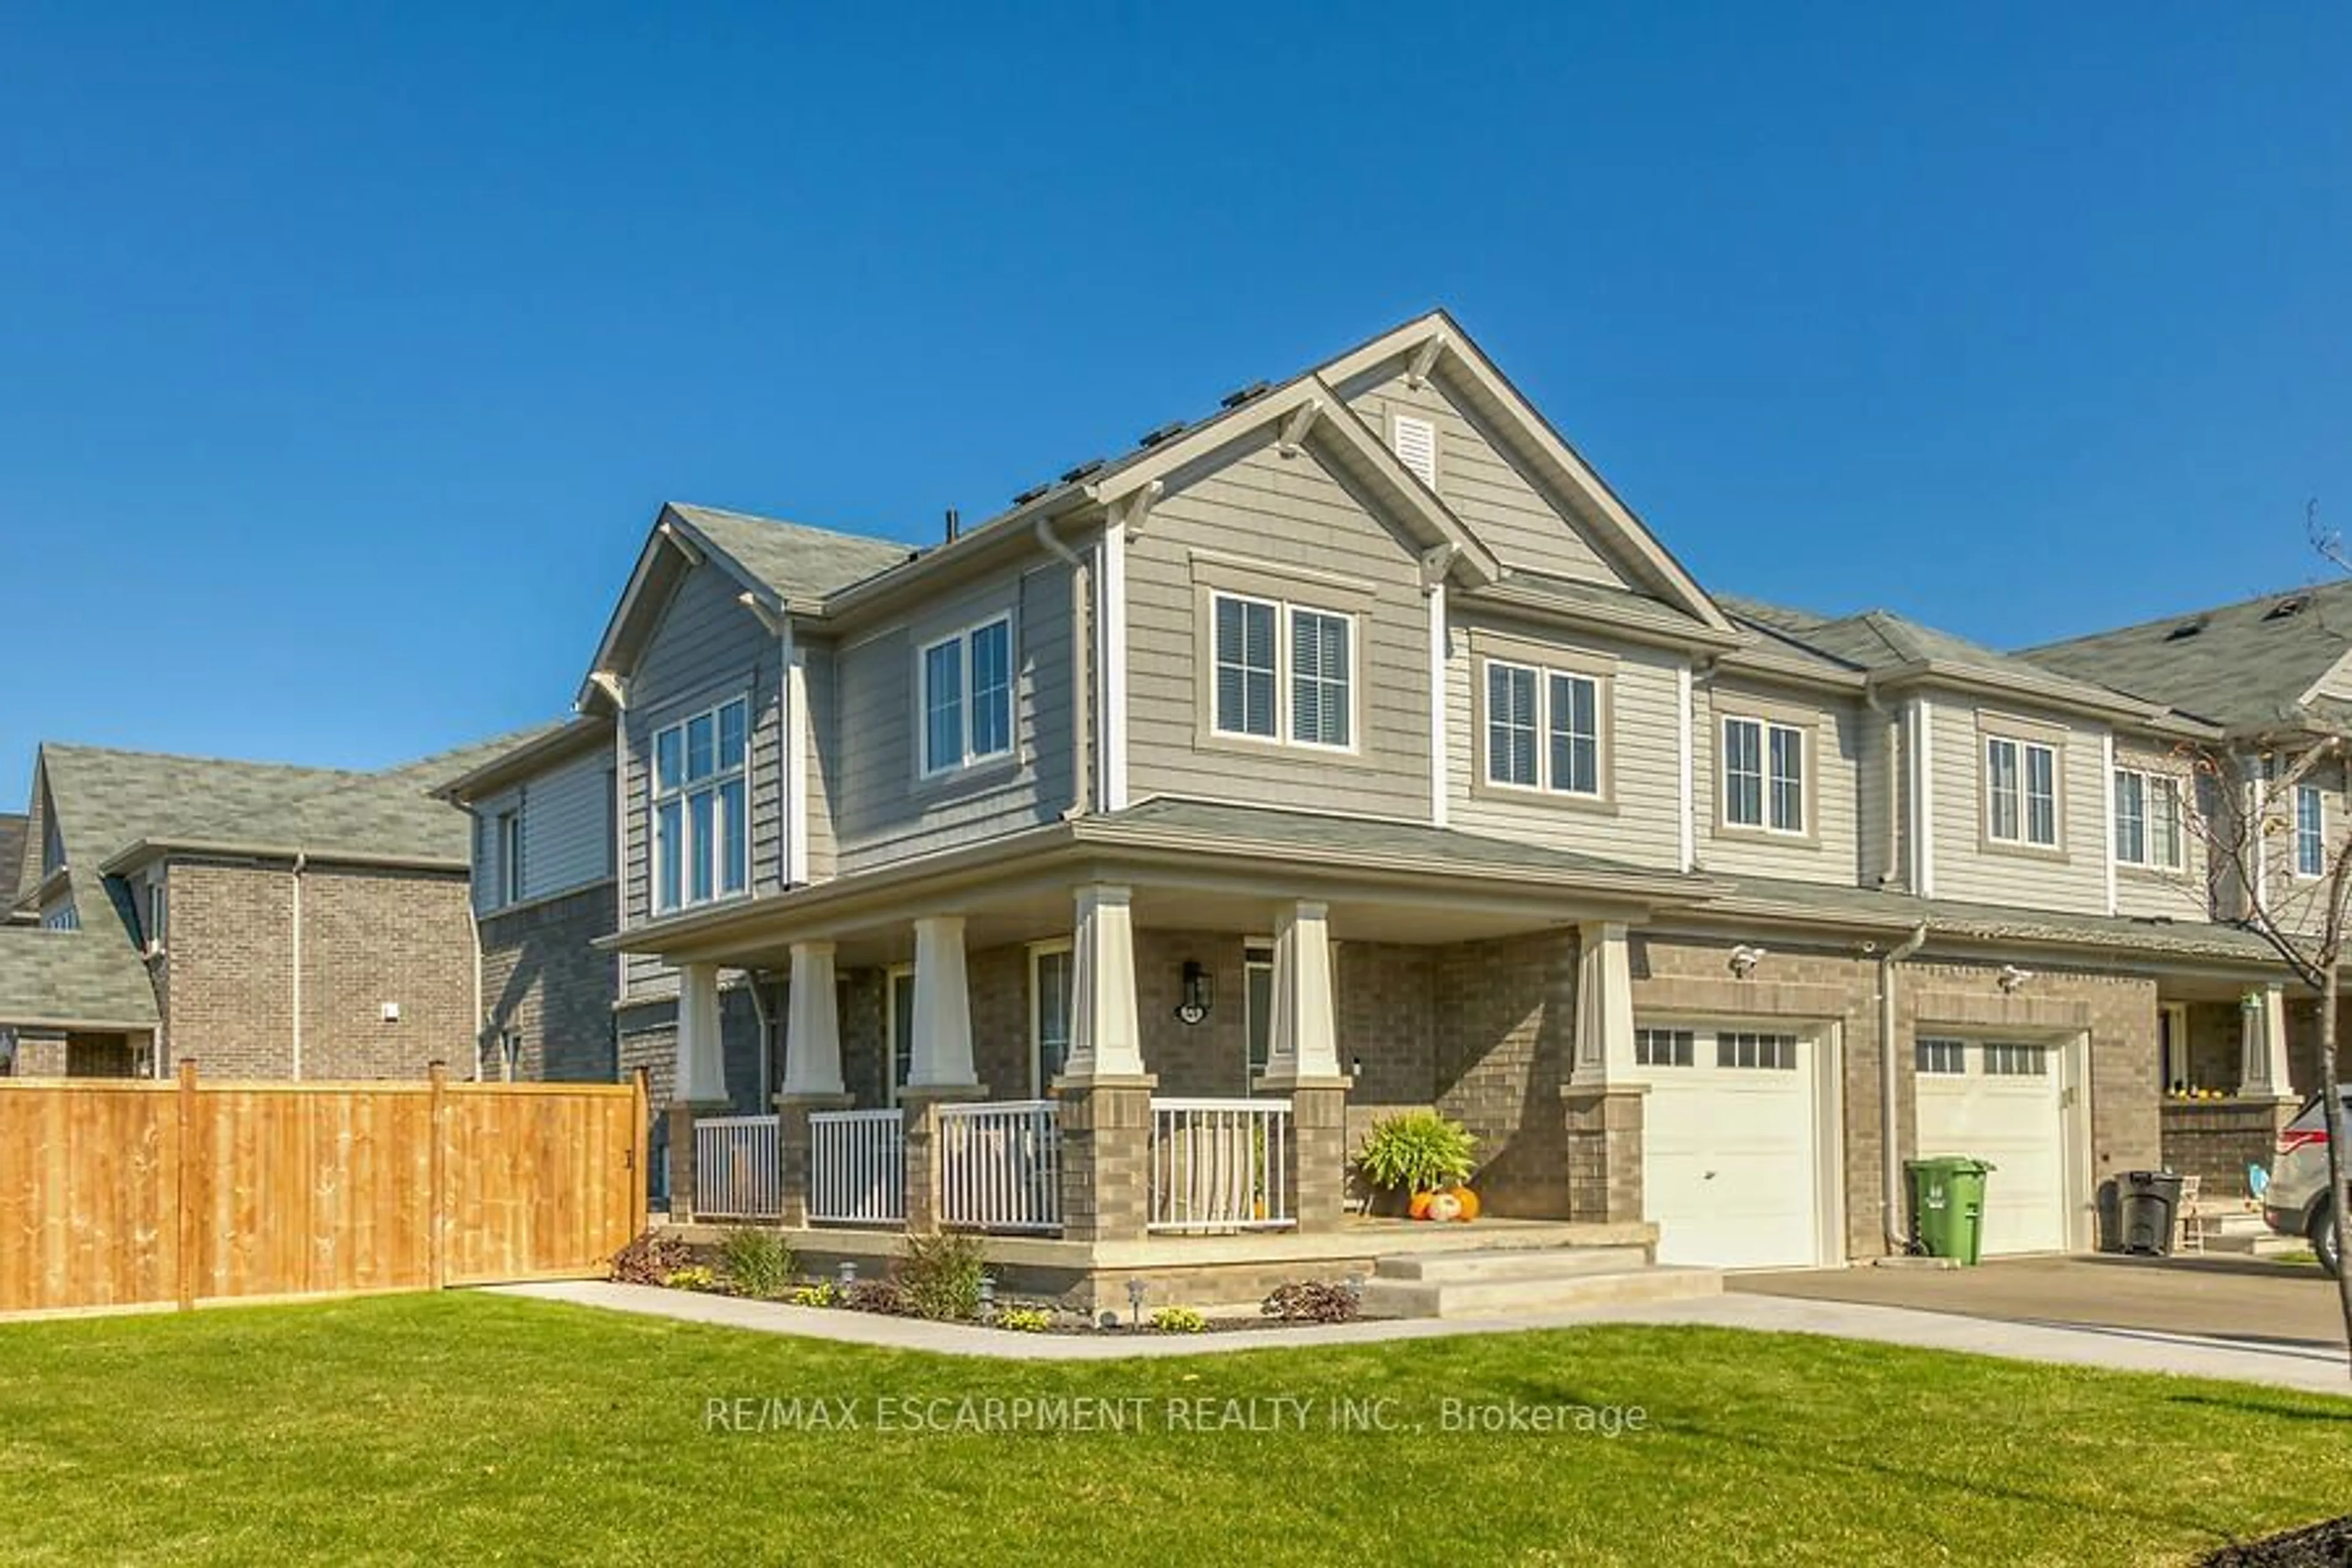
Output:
[1392,415,1438,488]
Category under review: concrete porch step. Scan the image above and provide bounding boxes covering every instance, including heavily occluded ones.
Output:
[1360,1249,1722,1320]
[2201,1231,2307,1258]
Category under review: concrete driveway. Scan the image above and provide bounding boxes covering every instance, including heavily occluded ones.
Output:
[1735,1254,2348,1351]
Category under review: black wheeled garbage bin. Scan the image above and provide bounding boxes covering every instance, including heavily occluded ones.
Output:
[2119,1170,2185,1256]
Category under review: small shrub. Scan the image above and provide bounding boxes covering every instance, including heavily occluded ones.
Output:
[844,1278,911,1316]
[1262,1280,1360,1324]
[899,1231,986,1322]
[718,1227,796,1300]
[1352,1110,1477,1197]
[609,1229,692,1286]
[788,1281,842,1309]
[664,1265,719,1292]
[995,1305,1055,1333]
[1150,1305,1207,1333]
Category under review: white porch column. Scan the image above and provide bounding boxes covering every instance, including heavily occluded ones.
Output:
[1575,921,1635,1084]
[908,916,979,1089]
[1066,884,1145,1081]
[2241,984,2295,1099]
[780,941,845,1097]
[1265,900,1343,1083]
[676,961,728,1105]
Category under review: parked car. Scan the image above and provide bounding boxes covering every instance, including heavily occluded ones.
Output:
[2264,1090,2349,1278]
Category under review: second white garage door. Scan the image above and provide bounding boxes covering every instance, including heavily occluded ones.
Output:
[1640,1025,1825,1269]
[1914,1038,2070,1256]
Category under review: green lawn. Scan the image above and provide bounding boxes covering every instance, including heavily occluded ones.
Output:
[1,1294,2346,1566]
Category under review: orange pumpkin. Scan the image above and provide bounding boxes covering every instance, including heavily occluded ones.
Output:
[1408,1190,1436,1221]
[1449,1185,1481,1222]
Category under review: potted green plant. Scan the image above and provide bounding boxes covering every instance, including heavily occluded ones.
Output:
[1352,1110,1478,1219]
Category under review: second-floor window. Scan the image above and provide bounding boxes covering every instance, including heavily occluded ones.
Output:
[1211,592,1354,749]
[1483,660,1600,796]
[920,616,1015,777]
[1722,715,1806,835]
[1985,735,2059,849]
[2112,768,2182,870]
[2296,783,2326,878]
[497,808,523,905]
[652,696,749,913]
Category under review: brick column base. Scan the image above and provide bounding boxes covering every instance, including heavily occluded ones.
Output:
[899,1085,984,1234]
[1262,1078,1351,1234]
[775,1093,852,1227]
[1057,1077,1155,1242]
[1561,1085,1646,1227]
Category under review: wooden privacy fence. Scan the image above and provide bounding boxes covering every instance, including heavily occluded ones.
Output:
[0,1064,647,1319]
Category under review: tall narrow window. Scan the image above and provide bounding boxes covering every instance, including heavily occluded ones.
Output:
[1985,737,2020,843]
[1213,594,1279,739]
[2297,784,2326,877]
[650,696,749,913]
[145,879,167,950]
[1243,942,1275,1091]
[1986,736,2059,848]
[2113,769,2146,866]
[1722,715,1805,833]
[1487,663,1538,787]
[919,615,1016,777]
[1723,718,1763,827]
[2113,769,2183,870]
[1291,609,1352,747]
[887,967,916,1104]
[497,809,523,905]
[2024,744,2057,845]
[1030,944,1074,1095]
[1550,673,1599,796]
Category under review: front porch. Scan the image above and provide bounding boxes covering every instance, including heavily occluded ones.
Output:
[2155,981,2324,1197]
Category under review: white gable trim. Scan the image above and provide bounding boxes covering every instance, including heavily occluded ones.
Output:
[575,506,788,714]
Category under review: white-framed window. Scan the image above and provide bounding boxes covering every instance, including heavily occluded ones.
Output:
[1985,735,2059,848]
[1635,1028,1695,1068]
[145,878,167,950]
[1392,413,1438,488]
[1483,660,1600,796]
[2296,784,2326,878]
[1722,715,1806,834]
[497,808,523,905]
[2112,768,2182,870]
[1915,1038,1967,1076]
[1982,1042,2048,1077]
[886,965,916,1105]
[1716,1031,1798,1071]
[1030,941,1073,1096]
[919,614,1015,778]
[42,904,78,932]
[651,696,750,914]
[1210,592,1354,750]
[1243,941,1275,1089]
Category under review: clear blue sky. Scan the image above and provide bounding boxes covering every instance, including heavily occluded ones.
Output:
[2,4,2346,793]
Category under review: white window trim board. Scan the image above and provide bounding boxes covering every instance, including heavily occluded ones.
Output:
[2101,732,2119,913]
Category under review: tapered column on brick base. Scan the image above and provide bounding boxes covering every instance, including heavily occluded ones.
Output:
[899,1084,983,1234]
[774,1091,851,1227]
[1263,1079,1351,1234]
[1561,1085,1646,1227]
[1057,1077,1155,1242]
[666,1104,699,1223]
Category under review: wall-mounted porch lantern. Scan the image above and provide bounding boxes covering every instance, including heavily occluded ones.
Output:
[1174,960,1214,1026]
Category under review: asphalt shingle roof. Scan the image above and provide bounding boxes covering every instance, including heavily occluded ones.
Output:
[666,504,921,608]
[0,813,23,910]
[0,927,159,1030]
[2018,580,2352,730]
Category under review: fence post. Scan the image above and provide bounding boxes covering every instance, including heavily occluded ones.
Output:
[428,1061,449,1292]
[175,1060,199,1311]
[630,1067,650,1240]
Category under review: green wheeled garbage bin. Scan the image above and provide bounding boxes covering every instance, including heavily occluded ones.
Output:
[1907,1157,1994,1265]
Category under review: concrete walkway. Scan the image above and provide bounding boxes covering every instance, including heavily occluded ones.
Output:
[490,1280,2352,1396]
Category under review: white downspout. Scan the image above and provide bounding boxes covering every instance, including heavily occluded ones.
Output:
[466,869,483,1079]
[1880,920,1929,1253]
[290,850,307,1080]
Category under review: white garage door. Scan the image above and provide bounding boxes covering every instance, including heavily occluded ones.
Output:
[1915,1038,2068,1256]
[1640,1026,1823,1269]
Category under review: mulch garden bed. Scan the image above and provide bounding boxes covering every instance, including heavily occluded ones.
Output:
[2204,1514,2352,1567]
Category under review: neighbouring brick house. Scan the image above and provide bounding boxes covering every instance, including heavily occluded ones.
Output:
[0,734,537,1080]
[453,308,2346,1308]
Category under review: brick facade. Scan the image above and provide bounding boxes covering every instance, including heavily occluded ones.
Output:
[479,882,619,1082]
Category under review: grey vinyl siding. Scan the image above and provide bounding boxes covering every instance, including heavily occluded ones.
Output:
[1124,432,1431,819]
[1342,369,1627,589]
[470,747,612,915]
[2111,742,2208,921]
[1446,612,1683,870]
[2258,748,2349,936]
[804,643,840,882]
[620,562,785,998]
[830,557,1077,873]
[1856,702,1897,888]
[1694,683,1866,884]
[1924,693,2108,913]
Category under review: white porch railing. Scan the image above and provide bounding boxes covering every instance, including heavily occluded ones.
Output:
[694,1114,782,1221]
[809,1109,906,1226]
[1149,1097,1294,1233]
[937,1100,1062,1233]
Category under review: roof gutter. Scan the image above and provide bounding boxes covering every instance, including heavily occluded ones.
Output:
[99,839,468,878]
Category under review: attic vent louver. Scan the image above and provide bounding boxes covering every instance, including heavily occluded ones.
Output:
[1011,483,1050,506]
[2163,618,2207,642]
[2265,595,2310,622]
[1058,458,1105,484]
[1219,380,1270,409]
[1136,420,1186,448]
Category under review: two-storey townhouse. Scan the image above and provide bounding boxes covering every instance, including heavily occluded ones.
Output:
[0,734,532,1081]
